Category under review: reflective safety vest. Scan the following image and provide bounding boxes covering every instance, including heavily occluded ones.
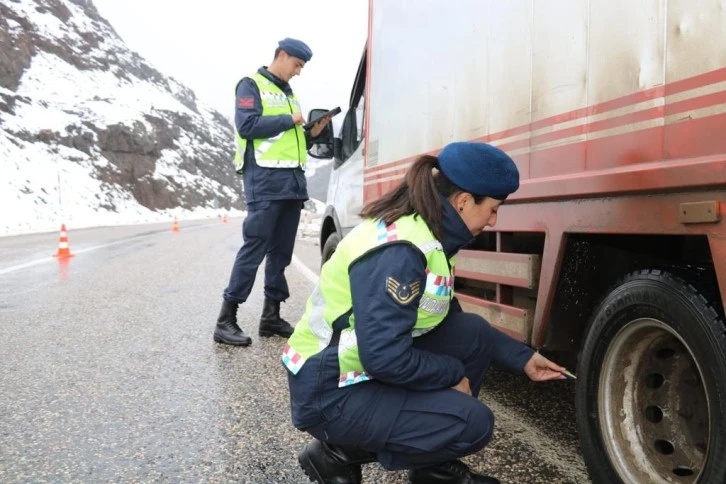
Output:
[282,214,455,387]
[233,73,307,174]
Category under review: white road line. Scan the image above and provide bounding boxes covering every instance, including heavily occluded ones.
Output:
[0,238,141,276]
[0,258,53,275]
[0,222,225,276]
[291,254,319,286]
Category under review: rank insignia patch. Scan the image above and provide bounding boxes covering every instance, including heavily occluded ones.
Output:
[386,277,422,305]
[238,97,254,108]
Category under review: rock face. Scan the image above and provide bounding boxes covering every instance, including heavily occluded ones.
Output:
[0,0,245,235]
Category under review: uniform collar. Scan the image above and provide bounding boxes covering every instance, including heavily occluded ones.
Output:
[440,194,475,258]
[259,67,291,93]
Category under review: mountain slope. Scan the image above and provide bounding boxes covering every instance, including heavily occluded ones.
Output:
[0,0,243,236]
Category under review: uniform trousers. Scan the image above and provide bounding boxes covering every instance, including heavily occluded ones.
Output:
[294,312,498,470]
[224,199,302,303]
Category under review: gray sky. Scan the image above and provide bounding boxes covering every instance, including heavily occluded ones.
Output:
[93,0,368,121]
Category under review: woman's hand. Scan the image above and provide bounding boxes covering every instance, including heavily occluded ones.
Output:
[450,376,472,395]
[523,352,567,382]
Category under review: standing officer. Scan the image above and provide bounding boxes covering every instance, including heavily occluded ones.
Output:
[214,38,331,346]
[283,142,568,483]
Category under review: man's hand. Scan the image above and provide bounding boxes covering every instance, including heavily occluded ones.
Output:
[523,352,567,382]
[451,376,471,395]
[310,115,332,138]
[292,112,306,125]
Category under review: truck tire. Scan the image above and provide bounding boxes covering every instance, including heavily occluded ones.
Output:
[576,269,726,484]
[321,232,341,267]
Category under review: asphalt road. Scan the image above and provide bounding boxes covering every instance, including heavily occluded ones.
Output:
[0,218,590,483]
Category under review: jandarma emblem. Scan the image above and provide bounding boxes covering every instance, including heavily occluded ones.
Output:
[386,277,422,305]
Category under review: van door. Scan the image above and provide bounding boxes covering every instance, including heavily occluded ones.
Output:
[329,46,367,234]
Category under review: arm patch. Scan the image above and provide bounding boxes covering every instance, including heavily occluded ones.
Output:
[386,277,422,305]
[238,97,254,108]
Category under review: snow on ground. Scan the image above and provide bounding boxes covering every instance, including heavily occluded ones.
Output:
[0,193,326,240]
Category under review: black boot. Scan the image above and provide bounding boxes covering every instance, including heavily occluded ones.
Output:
[298,439,376,484]
[408,460,500,484]
[213,300,252,346]
[258,297,294,338]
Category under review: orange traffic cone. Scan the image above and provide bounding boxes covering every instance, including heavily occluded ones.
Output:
[222,213,228,224]
[53,224,74,259]
[172,217,180,233]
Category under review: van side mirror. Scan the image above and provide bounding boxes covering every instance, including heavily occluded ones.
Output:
[306,108,334,160]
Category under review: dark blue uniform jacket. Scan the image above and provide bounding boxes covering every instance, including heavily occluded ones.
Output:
[235,67,312,204]
[288,196,535,443]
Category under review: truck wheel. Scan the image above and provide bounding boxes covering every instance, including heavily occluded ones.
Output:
[576,270,726,484]
[321,232,341,267]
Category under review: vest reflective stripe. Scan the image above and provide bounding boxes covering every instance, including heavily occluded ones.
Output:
[307,284,334,345]
[252,133,283,158]
[283,215,455,387]
[411,326,437,337]
[418,296,450,315]
[233,73,307,174]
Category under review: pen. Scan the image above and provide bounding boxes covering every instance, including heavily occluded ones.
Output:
[560,369,577,380]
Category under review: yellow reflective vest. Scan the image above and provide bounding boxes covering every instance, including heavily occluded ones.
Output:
[234,73,307,174]
[283,214,455,387]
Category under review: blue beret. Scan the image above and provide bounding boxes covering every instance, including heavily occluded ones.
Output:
[278,37,313,62]
[437,142,520,199]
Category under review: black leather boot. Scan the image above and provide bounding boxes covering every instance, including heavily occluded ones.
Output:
[408,460,500,484]
[298,439,376,484]
[213,300,252,346]
[258,297,294,338]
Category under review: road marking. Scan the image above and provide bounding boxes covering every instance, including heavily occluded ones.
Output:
[0,223,220,276]
[0,258,54,275]
[0,238,140,275]
[291,254,319,285]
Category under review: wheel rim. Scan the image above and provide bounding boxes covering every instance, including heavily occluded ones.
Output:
[599,318,710,483]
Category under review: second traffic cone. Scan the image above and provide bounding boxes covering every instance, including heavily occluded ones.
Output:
[172,217,180,233]
[53,224,74,259]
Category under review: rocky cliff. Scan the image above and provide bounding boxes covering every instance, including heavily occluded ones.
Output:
[0,0,244,235]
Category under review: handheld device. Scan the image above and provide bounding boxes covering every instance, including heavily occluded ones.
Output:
[303,106,341,131]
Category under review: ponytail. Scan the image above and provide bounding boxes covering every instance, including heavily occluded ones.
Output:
[359,155,446,240]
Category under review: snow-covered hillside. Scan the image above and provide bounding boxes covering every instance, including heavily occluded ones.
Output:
[0,0,243,236]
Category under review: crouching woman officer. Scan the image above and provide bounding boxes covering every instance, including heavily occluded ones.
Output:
[282,142,567,484]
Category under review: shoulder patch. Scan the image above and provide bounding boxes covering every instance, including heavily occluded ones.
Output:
[386,277,422,305]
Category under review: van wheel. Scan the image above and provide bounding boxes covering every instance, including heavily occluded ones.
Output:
[321,232,341,267]
[576,269,726,484]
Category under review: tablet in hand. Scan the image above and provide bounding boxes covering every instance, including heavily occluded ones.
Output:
[303,107,342,130]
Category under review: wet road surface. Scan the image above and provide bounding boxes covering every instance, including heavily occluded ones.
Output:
[0,219,590,483]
